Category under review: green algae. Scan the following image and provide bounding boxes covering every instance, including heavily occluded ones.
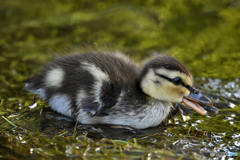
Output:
[1,0,240,159]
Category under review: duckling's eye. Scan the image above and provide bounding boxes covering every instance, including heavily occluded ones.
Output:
[173,77,182,85]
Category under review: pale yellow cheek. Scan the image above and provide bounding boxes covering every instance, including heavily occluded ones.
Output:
[173,87,190,97]
[160,84,189,101]
[182,88,190,96]
[166,86,180,99]
[161,83,179,95]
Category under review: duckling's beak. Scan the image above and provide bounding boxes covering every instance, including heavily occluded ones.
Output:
[182,87,214,115]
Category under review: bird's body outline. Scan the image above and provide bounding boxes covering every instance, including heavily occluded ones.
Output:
[24,51,214,129]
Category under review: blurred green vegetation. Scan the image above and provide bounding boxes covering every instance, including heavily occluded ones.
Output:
[1,0,240,78]
[1,0,240,159]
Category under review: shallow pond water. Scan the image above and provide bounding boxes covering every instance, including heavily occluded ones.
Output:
[1,0,240,159]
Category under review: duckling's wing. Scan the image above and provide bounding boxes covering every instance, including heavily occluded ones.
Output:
[80,95,118,116]
[92,81,120,116]
[23,68,119,117]
[23,52,137,118]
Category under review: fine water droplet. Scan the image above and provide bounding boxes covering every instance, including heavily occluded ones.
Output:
[29,103,37,109]
[30,148,33,154]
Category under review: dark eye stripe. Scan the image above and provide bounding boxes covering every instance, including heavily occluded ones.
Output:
[156,73,191,91]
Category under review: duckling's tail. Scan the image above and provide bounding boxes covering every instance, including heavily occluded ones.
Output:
[23,76,46,99]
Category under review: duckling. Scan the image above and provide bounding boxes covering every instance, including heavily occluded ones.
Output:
[23,52,215,129]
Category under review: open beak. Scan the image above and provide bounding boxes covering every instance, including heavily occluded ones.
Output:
[181,87,217,115]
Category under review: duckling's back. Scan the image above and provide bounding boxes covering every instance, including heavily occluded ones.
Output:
[24,52,143,117]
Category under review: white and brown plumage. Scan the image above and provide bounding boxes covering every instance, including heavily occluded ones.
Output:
[23,52,215,129]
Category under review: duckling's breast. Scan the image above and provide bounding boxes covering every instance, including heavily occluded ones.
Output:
[76,95,172,129]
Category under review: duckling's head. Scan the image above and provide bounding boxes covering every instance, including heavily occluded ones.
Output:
[139,55,213,115]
